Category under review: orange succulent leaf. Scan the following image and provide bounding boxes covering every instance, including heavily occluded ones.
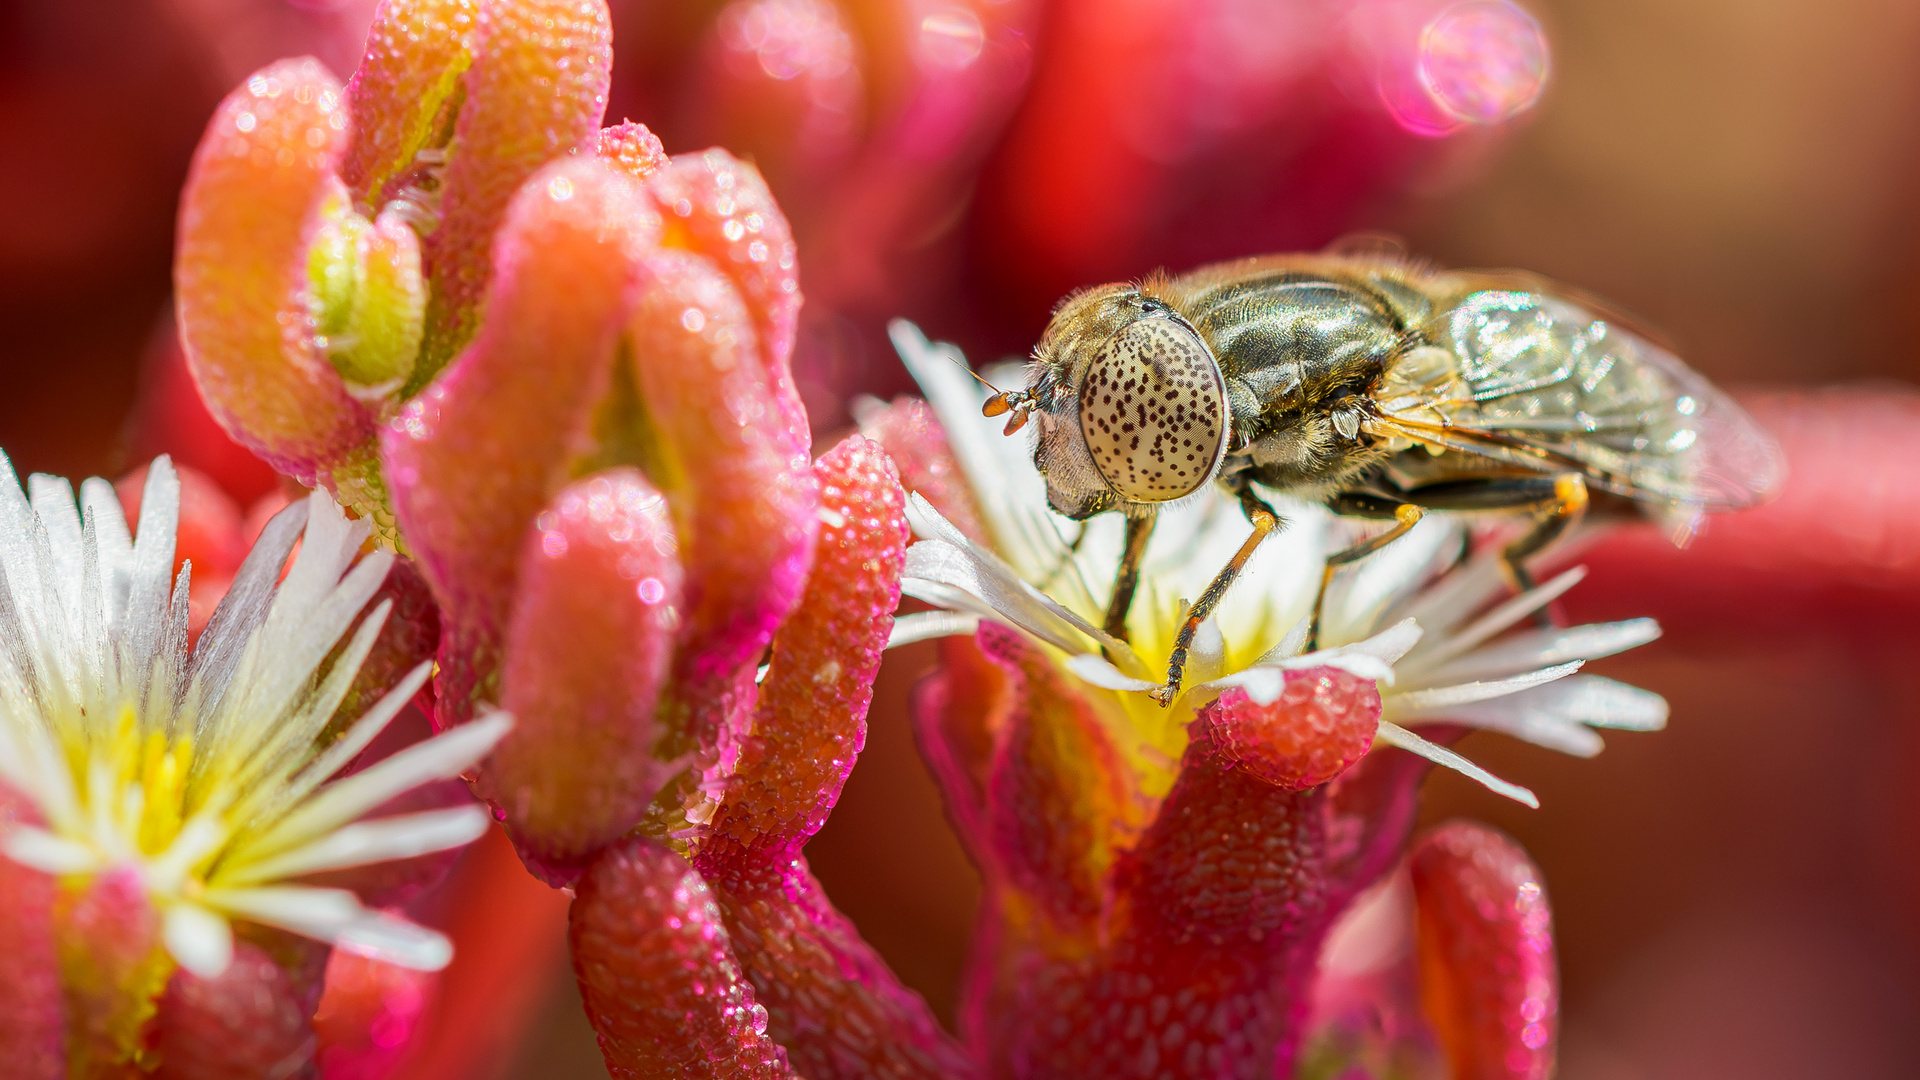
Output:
[416,0,615,387]
[974,622,1137,934]
[626,249,817,754]
[339,0,478,209]
[1412,821,1557,1080]
[570,838,796,1080]
[384,157,654,725]
[174,57,374,484]
[646,151,808,454]
[491,469,684,884]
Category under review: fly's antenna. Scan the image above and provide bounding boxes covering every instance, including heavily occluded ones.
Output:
[965,358,1036,436]
[950,356,1004,397]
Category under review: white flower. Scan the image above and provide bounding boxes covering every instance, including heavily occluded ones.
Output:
[0,455,509,979]
[878,320,1667,806]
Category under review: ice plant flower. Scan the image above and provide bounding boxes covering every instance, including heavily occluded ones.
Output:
[0,455,505,1073]
[884,319,1668,807]
[844,322,1676,1078]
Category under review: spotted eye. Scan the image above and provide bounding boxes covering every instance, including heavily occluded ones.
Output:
[1078,317,1228,503]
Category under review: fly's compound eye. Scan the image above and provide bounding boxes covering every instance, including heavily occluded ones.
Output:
[1078,317,1228,503]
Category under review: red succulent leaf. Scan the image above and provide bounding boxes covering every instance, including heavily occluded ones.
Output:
[690,436,974,1080]
[704,434,908,860]
[570,838,796,1080]
[646,151,808,454]
[1207,671,1380,792]
[151,942,317,1080]
[1411,821,1557,1080]
[625,247,817,759]
[0,793,62,1080]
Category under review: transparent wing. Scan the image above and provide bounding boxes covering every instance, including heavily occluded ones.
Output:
[1383,290,1785,511]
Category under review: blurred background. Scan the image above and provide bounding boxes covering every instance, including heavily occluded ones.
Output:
[5,0,1920,1076]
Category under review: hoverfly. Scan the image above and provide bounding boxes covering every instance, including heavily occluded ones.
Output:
[985,247,1784,705]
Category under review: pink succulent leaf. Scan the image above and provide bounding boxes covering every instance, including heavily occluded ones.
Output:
[175,57,374,483]
[702,434,908,862]
[570,838,797,1080]
[646,151,808,454]
[0,793,62,1079]
[491,469,684,885]
[416,0,615,385]
[339,0,478,209]
[383,157,654,726]
[1411,822,1558,1080]
[152,940,319,1080]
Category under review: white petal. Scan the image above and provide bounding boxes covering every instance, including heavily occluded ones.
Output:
[1374,721,1538,807]
[886,611,981,649]
[1387,661,1583,714]
[164,903,235,979]
[1064,654,1161,692]
[1410,566,1588,670]
[336,911,454,971]
[1341,617,1424,666]
[221,806,490,886]
[902,523,1125,661]
[235,712,511,863]
[201,884,452,969]
[2,825,101,874]
[144,813,231,895]
[1423,675,1669,736]
[1250,615,1312,665]
[1410,618,1661,686]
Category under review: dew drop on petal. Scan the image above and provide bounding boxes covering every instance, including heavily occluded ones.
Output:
[1417,0,1550,125]
[548,176,575,201]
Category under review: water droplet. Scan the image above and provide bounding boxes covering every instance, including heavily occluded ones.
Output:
[547,176,575,201]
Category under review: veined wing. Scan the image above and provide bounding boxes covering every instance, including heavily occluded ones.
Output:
[1377,290,1785,510]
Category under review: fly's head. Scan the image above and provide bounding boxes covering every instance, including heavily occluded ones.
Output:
[989,284,1230,521]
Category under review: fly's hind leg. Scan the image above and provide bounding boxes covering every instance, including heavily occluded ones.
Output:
[1381,472,1591,625]
[1496,474,1588,618]
[1148,482,1283,707]
[1314,492,1426,649]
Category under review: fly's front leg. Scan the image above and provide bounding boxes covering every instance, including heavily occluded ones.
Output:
[1313,493,1426,649]
[1103,511,1157,644]
[1149,495,1281,707]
